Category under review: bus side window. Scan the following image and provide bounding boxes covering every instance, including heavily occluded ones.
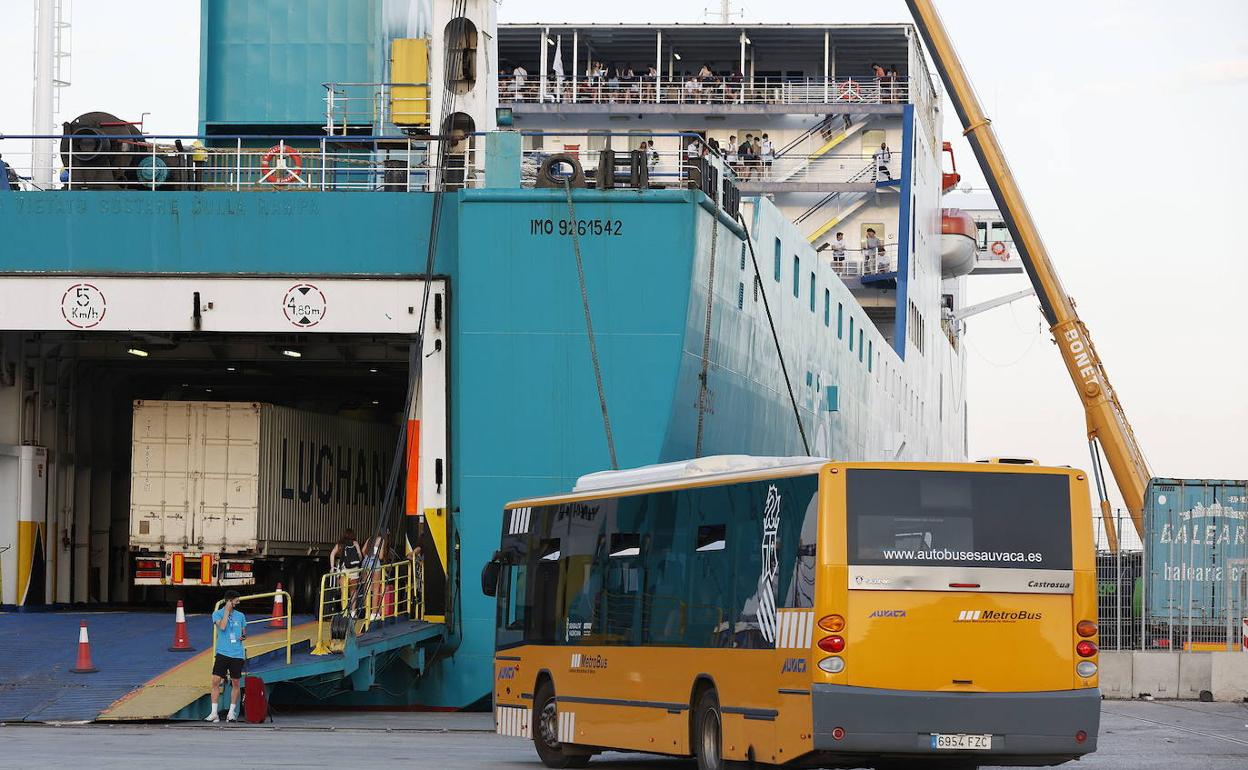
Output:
[526,538,563,643]
[687,487,733,648]
[504,562,528,631]
[604,533,643,643]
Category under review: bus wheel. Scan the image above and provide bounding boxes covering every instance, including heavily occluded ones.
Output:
[693,688,727,770]
[532,680,590,769]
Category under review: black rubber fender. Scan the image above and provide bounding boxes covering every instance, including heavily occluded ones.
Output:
[535,153,587,189]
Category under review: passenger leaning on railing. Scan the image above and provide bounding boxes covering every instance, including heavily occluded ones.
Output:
[831,232,848,263]
[329,529,362,617]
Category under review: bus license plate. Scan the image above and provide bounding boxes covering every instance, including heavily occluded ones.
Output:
[931,733,992,750]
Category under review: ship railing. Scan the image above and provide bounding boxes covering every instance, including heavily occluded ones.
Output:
[0,131,734,193]
[0,133,461,193]
[323,82,433,136]
[311,557,422,656]
[501,75,910,107]
[734,156,900,185]
[825,242,900,277]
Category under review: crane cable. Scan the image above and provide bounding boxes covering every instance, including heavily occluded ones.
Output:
[694,174,722,457]
[562,178,619,469]
[737,212,811,456]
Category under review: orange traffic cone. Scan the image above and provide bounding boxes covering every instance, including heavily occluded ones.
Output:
[269,583,286,628]
[168,600,195,652]
[71,620,98,673]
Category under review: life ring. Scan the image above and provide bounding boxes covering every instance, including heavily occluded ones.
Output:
[838,81,862,102]
[990,241,1007,256]
[260,144,302,184]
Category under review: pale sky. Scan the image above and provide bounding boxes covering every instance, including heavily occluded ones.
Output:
[1,1,1245,509]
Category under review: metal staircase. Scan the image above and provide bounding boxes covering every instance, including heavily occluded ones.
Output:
[800,161,892,245]
[770,115,875,184]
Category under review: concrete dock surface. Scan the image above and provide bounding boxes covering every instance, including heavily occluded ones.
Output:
[1,701,1246,768]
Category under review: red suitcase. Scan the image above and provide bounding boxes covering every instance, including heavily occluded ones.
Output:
[243,675,271,723]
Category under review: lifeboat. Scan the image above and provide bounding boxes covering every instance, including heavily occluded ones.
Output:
[940,208,977,277]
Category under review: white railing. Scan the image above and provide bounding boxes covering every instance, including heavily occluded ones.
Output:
[0,132,734,193]
[323,82,432,135]
[734,156,899,185]
[501,75,911,107]
[826,242,900,277]
[0,134,459,192]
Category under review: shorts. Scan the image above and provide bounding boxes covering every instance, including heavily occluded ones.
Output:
[212,654,244,680]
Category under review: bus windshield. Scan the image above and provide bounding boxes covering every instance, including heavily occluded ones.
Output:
[846,469,1072,570]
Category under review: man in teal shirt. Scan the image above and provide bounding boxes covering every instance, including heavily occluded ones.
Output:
[206,590,247,723]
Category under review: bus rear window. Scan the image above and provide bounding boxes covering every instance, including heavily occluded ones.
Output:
[846,469,1072,570]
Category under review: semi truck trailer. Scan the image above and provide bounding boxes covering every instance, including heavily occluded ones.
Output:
[128,400,397,606]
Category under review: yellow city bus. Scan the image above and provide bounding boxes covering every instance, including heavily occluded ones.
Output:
[483,457,1100,769]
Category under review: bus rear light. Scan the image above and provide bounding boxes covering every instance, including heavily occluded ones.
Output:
[1076,661,1098,678]
[831,727,845,741]
[1076,640,1097,658]
[817,656,845,674]
[136,559,159,570]
[1075,730,1088,744]
[1076,620,1098,638]
[818,614,845,632]
[817,635,846,653]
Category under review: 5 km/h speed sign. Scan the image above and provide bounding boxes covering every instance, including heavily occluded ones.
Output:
[283,283,327,327]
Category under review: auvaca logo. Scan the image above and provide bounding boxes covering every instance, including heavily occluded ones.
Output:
[868,609,907,618]
[780,657,807,674]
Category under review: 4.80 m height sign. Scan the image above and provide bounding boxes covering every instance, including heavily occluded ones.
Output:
[283,283,327,327]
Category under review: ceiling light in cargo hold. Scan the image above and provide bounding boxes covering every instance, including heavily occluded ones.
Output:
[127,348,149,357]
[282,349,302,358]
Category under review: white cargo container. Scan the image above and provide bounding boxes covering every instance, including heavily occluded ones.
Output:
[129,400,397,597]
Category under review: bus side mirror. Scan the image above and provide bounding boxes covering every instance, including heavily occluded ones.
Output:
[481,553,503,597]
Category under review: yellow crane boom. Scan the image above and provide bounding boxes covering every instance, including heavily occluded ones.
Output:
[904,0,1150,550]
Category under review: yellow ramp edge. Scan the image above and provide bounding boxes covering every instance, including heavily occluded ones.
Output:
[98,621,319,721]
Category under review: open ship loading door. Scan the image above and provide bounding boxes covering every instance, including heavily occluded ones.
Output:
[404,286,450,621]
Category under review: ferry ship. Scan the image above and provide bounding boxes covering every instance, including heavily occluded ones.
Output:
[0,1,1021,711]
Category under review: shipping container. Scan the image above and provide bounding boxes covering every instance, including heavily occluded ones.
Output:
[1144,478,1248,626]
[129,400,397,593]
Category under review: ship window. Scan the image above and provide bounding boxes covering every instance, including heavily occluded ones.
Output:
[868,341,874,371]
[809,272,816,311]
[774,238,782,282]
[627,130,653,151]
[859,330,864,362]
[740,244,746,271]
[522,134,544,152]
[737,282,744,310]
[823,289,830,326]
[849,317,855,350]
[792,256,800,297]
[588,130,611,153]
[837,303,843,339]
[754,276,760,302]
[989,221,1009,244]
[975,221,988,250]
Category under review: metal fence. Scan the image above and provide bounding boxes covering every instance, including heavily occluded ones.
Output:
[501,75,911,107]
[1096,508,1248,651]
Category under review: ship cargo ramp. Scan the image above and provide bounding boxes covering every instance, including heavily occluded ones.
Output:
[0,571,444,722]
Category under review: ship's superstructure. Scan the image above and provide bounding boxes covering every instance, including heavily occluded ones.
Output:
[0,2,1014,710]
